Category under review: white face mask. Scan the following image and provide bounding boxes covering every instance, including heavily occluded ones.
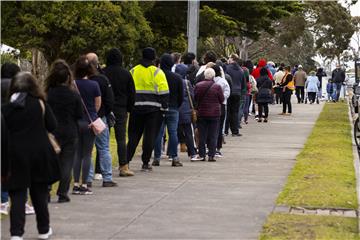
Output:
[10,92,21,102]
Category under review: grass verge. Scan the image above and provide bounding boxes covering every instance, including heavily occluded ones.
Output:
[259,213,359,240]
[277,102,357,209]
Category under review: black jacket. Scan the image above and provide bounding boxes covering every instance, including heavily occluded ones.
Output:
[256,76,273,103]
[332,69,345,83]
[89,74,114,117]
[1,78,11,104]
[160,54,184,109]
[47,86,83,140]
[226,63,245,95]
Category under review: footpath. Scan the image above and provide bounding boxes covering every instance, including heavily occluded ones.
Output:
[1,101,323,240]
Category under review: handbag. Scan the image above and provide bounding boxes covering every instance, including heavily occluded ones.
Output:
[39,100,61,154]
[74,81,106,135]
[185,80,197,124]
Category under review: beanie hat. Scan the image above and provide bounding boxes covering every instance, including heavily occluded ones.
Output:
[142,47,156,61]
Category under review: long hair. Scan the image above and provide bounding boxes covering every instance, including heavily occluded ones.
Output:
[74,55,96,79]
[9,72,45,100]
[44,59,73,92]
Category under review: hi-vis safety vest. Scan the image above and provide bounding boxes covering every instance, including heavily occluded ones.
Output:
[130,65,169,108]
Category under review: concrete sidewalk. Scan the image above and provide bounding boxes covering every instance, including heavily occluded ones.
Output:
[1,101,323,240]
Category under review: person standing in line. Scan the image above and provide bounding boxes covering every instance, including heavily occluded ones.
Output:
[316,67,327,98]
[85,53,117,188]
[293,65,307,104]
[256,68,273,122]
[2,72,59,240]
[331,64,346,102]
[127,47,169,171]
[305,71,320,104]
[273,65,285,104]
[45,60,83,203]
[195,50,217,84]
[72,56,101,195]
[103,48,135,177]
[280,66,295,115]
[153,53,184,167]
[183,52,199,86]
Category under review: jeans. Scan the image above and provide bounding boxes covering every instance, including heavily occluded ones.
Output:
[198,117,219,158]
[56,137,78,197]
[73,120,96,184]
[154,108,179,159]
[1,191,9,203]
[127,110,163,164]
[243,95,251,122]
[295,86,305,103]
[258,103,269,119]
[332,82,342,101]
[9,183,50,237]
[238,95,245,127]
[88,117,113,182]
[178,123,196,157]
[227,95,240,134]
[114,109,128,166]
[282,90,292,114]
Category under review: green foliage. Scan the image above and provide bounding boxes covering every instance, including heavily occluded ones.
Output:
[1,53,18,65]
[1,1,153,65]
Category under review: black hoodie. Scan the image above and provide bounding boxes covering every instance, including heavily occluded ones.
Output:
[103,49,135,112]
[160,54,184,109]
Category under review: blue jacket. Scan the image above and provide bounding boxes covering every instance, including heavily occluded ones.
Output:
[305,76,320,93]
[226,63,245,96]
[179,79,194,124]
[326,82,333,94]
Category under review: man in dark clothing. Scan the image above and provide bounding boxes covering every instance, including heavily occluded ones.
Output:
[103,48,135,177]
[183,52,199,86]
[225,54,245,136]
[86,53,117,187]
[153,53,184,167]
[316,67,327,98]
[331,64,345,102]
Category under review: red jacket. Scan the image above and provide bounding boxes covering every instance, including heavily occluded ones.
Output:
[252,59,273,81]
[194,80,224,118]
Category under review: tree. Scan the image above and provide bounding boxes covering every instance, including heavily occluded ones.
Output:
[350,16,360,60]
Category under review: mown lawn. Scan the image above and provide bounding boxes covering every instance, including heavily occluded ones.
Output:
[277,102,357,209]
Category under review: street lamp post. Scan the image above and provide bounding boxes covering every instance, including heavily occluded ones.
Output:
[187,0,199,55]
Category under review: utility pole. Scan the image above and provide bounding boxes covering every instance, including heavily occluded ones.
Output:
[187,0,200,55]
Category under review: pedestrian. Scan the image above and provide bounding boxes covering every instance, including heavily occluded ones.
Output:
[2,72,59,240]
[294,65,307,103]
[252,58,273,81]
[103,48,135,177]
[256,68,273,122]
[280,66,295,115]
[331,64,346,102]
[316,67,327,98]
[326,79,334,102]
[45,60,83,202]
[266,61,276,77]
[153,53,184,167]
[183,52,199,86]
[273,65,285,104]
[72,56,101,195]
[305,71,320,104]
[193,68,224,162]
[127,47,169,171]
[195,50,217,84]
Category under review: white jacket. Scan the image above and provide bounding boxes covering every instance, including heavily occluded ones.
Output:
[214,76,230,105]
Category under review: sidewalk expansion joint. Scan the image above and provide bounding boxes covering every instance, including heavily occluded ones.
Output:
[273,205,358,218]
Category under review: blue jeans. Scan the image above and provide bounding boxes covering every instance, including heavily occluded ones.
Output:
[238,95,245,127]
[154,109,179,160]
[1,190,9,203]
[332,83,342,101]
[88,117,113,182]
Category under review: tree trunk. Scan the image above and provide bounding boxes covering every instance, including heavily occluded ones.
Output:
[31,48,49,87]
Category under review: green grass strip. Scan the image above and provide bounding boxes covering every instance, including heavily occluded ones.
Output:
[259,213,359,240]
[277,102,358,209]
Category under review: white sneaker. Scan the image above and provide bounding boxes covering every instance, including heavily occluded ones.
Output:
[38,227,52,240]
[10,236,23,240]
[25,203,35,215]
[94,174,103,181]
[190,155,205,161]
[1,202,9,215]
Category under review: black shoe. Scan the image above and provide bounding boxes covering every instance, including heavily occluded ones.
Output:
[258,119,262,122]
[263,119,268,123]
[58,195,70,203]
[152,160,160,166]
[102,181,118,187]
[79,186,93,195]
[72,186,81,195]
[141,164,153,171]
[208,156,216,162]
[87,182,92,188]
[232,133,242,137]
[172,160,183,167]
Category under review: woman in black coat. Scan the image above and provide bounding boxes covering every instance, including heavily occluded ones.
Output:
[2,72,59,239]
[45,60,83,203]
[256,67,273,122]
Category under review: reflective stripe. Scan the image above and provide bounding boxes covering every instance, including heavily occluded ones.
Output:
[158,90,170,95]
[134,101,162,107]
[154,68,160,77]
[136,90,169,95]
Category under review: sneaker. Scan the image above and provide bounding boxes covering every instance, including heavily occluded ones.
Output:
[10,236,23,240]
[208,156,216,162]
[58,195,70,203]
[190,155,205,162]
[141,164,153,171]
[79,186,93,195]
[102,181,118,187]
[257,119,262,122]
[25,203,35,215]
[72,186,81,195]
[215,151,223,158]
[168,157,173,162]
[38,227,52,240]
[172,159,183,167]
[94,174,102,181]
[263,119,268,123]
[1,202,9,215]
[152,159,160,166]
[232,133,242,137]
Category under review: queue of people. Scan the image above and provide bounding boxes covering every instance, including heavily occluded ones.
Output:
[2,47,337,240]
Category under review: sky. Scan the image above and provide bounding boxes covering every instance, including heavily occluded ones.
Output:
[350,1,360,16]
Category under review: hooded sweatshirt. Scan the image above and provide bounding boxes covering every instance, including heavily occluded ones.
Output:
[226,62,245,96]
[103,48,135,112]
[252,59,273,81]
[160,54,184,109]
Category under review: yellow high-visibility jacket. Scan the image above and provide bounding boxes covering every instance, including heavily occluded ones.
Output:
[130,64,169,111]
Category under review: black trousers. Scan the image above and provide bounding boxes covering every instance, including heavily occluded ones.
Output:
[178,123,196,156]
[227,95,240,135]
[198,117,219,158]
[127,110,163,164]
[217,104,226,150]
[282,90,292,113]
[295,86,305,103]
[56,138,78,197]
[9,183,50,236]
[308,92,316,103]
[258,103,269,119]
[114,109,128,166]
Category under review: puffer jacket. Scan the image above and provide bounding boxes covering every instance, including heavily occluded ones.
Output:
[305,76,320,93]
